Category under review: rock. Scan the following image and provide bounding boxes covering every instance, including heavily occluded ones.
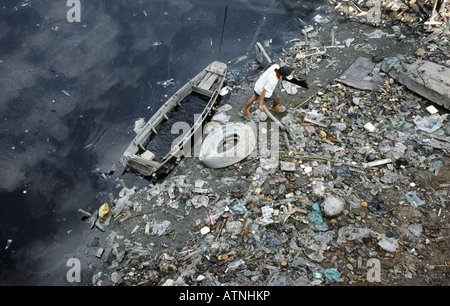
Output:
[322,196,345,217]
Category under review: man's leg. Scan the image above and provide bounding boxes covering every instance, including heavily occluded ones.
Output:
[241,95,258,117]
[271,94,283,111]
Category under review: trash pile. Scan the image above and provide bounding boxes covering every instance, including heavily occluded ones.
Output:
[91,84,449,286]
[90,1,449,286]
[333,0,449,66]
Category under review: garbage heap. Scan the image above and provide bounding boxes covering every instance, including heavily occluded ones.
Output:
[91,0,449,286]
[92,74,449,285]
[332,0,449,65]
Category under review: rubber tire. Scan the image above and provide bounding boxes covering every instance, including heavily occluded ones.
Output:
[199,122,256,168]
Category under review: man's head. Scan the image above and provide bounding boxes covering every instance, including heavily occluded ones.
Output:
[277,66,293,77]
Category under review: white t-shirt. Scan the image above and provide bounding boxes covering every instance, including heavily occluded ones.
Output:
[254,64,280,98]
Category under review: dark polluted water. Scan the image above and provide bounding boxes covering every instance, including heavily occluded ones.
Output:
[0,0,326,285]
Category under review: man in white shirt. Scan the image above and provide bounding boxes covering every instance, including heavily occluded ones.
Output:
[240,64,293,118]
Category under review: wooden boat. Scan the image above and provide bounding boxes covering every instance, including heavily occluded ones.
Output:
[120,61,227,177]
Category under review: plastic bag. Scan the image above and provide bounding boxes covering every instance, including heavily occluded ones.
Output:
[413,114,442,133]
[98,203,109,218]
[405,191,425,209]
[324,268,340,282]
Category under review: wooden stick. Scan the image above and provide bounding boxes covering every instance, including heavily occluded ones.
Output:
[255,42,273,65]
[283,132,292,153]
[295,92,317,109]
[303,116,330,128]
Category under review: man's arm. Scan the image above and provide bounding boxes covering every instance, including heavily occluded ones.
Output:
[259,89,266,112]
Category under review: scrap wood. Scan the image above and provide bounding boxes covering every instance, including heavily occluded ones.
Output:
[281,203,308,215]
[295,92,318,109]
[420,138,450,152]
[255,42,272,65]
[303,116,330,128]
[179,249,202,261]
[283,131,293,153]
[295,48,326,60]
[280,203,308,224]
[284,152,385,171]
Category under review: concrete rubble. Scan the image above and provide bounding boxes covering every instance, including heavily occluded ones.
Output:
[89,1,449,286]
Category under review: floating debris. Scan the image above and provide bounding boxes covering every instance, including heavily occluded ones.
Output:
[5,239,12,250]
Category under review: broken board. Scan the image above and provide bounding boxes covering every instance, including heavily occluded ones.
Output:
[382,59,450,110]
[337,56,384,91]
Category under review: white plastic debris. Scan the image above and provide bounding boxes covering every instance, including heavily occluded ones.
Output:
[280,161,296,171]
[377,235,399,252]
[141,150,155,161]
[190,195,209,209]
[211,112,230,122]
[426,105,438,114]
[226,221,243,235]
[364,122,376,132]
[363,158,392,168]
[220,86,231,96]
[344,38,355,47]
[304,166,313,175]
[322,195,345,217]
[149,220,171,236]
[5,239,12,249]
[313,14,330,24]
[282,80,299,95]
[157,78,175,87]
[261,206,274,220]
[413,114,443,133]
[134,118,145,134]
[227,259,245,270]
[200,226,210,235]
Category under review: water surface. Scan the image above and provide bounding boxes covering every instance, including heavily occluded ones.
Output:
[0,0,325,285]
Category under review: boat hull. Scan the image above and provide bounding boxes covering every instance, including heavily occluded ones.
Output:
[120,61,227,177]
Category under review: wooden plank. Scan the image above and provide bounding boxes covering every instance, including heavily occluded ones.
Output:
[199,74,218,90]
[192,85,214,97]
[122,153,162,177]
[197,72,212,88]
[205,69,225,77]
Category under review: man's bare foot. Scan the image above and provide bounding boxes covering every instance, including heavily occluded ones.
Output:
[271,105,285,112]
[240,110,251,117]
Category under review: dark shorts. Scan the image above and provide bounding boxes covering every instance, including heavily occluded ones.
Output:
[254,90,277,102]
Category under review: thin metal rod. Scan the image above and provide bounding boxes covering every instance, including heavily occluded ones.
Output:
[218,5,228,60]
